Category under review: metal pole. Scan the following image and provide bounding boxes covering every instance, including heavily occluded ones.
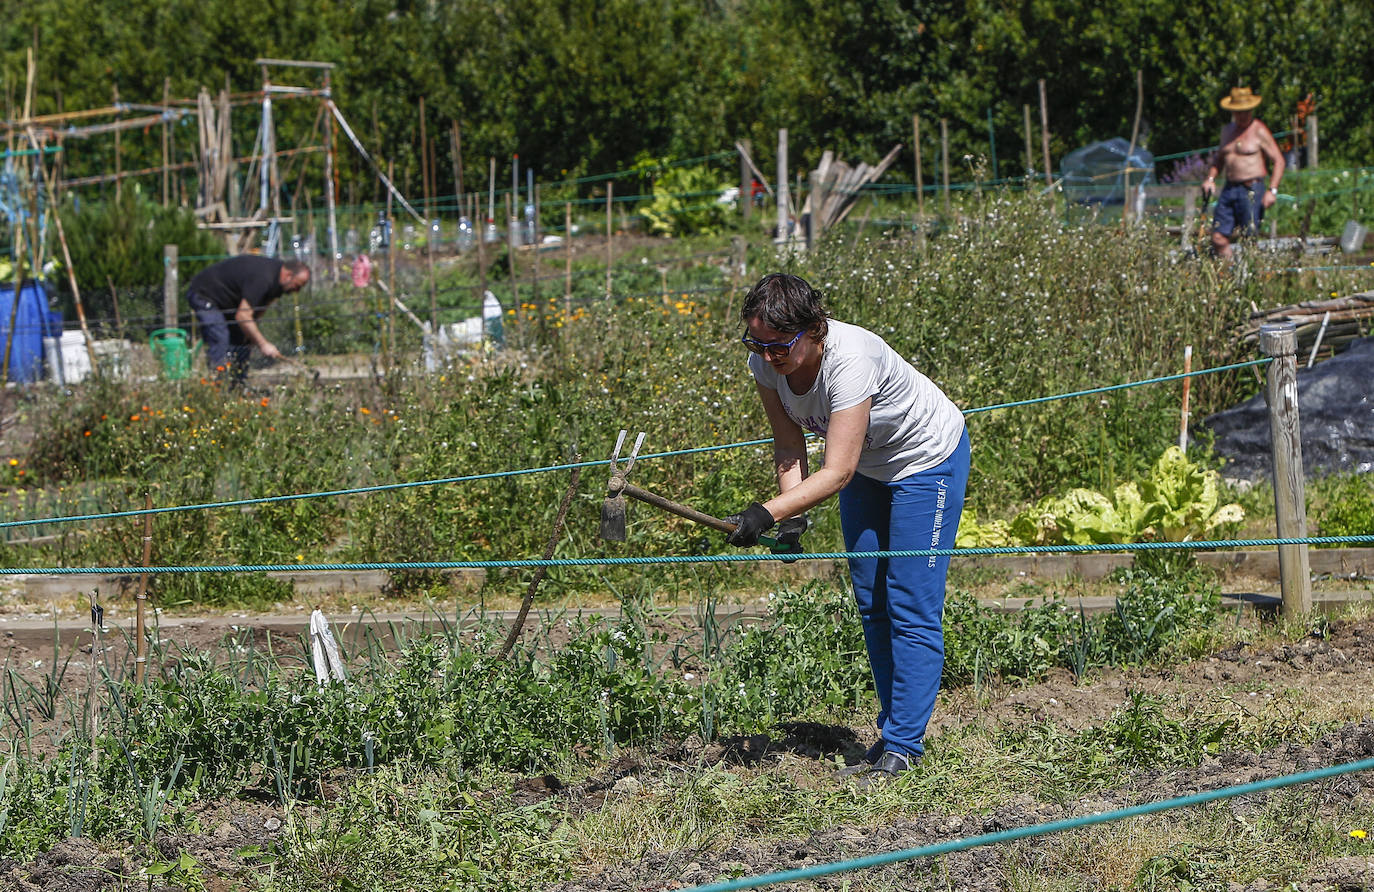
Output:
[1260,323,1312,618]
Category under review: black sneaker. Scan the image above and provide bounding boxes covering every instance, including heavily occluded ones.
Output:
[853,750,915,788]
[834,739,885,779]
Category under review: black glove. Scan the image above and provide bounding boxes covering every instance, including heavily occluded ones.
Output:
[771,514,808,562]
[724,502,775,547]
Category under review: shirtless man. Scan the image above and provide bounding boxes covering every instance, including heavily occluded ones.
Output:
[1202,87,1285,259]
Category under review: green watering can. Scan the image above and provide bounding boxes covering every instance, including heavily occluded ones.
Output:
[149,328,199,381]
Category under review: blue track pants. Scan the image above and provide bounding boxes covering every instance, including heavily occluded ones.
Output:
[838,429,969,758]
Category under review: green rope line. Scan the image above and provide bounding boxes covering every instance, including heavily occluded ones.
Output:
[0,439,776,531]
[680,755,1374,892]
[2,535,1371,575]
[0,358,1272,532]
[965,358,1269,414]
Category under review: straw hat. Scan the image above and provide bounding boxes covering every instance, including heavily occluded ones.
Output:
[1220,87,1262,111]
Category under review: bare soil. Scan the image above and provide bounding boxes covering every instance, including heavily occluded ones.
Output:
[4,612,1374,891]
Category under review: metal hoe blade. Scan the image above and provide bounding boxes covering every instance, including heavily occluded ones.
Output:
[599,430,645,542]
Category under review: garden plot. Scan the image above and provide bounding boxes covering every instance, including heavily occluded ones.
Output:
[2,577,1374,891]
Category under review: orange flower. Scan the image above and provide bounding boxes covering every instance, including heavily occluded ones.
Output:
[259,397,270,407]
[359,407,371,415]
[84,431,91,437]
[130,414,141,422]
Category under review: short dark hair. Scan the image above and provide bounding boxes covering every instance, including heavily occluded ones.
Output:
[283,259,310,277]
[740,273,829,339]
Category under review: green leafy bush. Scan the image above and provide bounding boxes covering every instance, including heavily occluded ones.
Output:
[960,447,1244,547]
[640,166,731,237]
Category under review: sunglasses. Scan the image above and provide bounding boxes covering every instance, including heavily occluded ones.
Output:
[740,329,805,357]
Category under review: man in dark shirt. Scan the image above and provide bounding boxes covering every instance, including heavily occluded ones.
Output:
[185,256,310,387]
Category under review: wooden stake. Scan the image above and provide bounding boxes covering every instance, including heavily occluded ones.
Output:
[450,120,464,202]
[134,494,153,684]
[1023,103,1033,180]
[1259,323,1312,619]
[161,78,170,207]
[418,96,430,215]
[1306,113,1318,169]
[564,200,572,314]
[1178,345,1192,452]
[913,115,924,219]
[605,183,613,299]
[1124,69,1144,226]
[113,84,122,201]
[776,128,790,243]
[1039,79,1052,186]
[739,138,752,221]
[506,192,520,307]
[386,160,396,361]
[324,69,338,282]
[940,118,950,214]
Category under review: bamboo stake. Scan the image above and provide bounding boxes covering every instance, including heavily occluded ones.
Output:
[29,127,97,371]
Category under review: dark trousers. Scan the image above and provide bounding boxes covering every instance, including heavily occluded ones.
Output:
[188,294,251,386]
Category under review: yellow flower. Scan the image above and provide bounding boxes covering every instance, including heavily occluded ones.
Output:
[7,459,16,466]
[1352,830,1368,839]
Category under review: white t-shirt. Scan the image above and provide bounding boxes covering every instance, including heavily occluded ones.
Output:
[747,319,965,482]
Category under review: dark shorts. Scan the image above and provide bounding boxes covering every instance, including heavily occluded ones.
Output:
[1213,178,1265,239]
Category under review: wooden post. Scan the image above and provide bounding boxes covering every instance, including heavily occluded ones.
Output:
[451,120,464,202]
[134,494,153,684]
[807,170,820,249]
[1023,103,1033,181]
[113,84,122,202]
[1259,323,1312,619]
[776,128,789,244]
[163,244,178,330]
[604,182,613,299]
[940,118,950,214]
[477,189,488,309]
[1178,345,1192,452]
[1039,78,1052,186]
[386,160,396,360]
[1306,113,1318,169]
[1124,69,1144,226]
[161,78,170,207]
[1182,190,1196,248]
[419,97,430,209]
[564,200,572,315]
[913,115,924,219]
[739,138,752,221]
[323,70,338,282]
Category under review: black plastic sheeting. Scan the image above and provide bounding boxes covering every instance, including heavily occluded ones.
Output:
[1204,337,1374,481]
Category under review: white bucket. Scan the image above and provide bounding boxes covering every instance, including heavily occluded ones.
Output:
[59,332,91,384]
[1340,220,1368,254]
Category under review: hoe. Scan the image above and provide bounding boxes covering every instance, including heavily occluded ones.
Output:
[598,429,802,555]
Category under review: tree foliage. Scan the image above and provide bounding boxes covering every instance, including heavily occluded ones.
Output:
[2,0,1371,197]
